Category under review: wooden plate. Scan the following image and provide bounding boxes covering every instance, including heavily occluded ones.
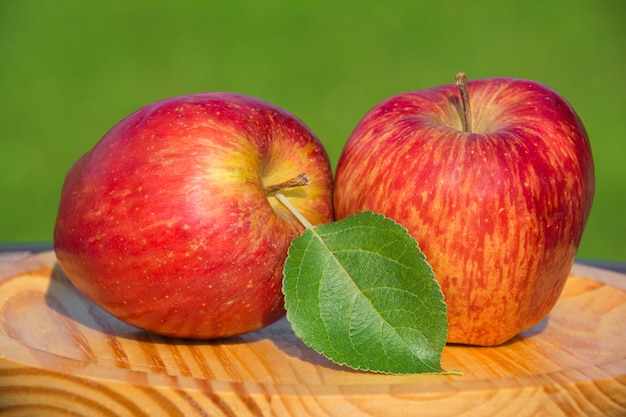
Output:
[1,251,625,416]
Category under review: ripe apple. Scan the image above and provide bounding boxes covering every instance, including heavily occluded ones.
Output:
[54,92,334,339]
[333,74,595,346]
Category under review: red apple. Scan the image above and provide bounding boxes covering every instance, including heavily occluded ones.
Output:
[54,92,334,339]
[333,74,594,346]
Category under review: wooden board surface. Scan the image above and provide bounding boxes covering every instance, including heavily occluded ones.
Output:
[1,251,625,416]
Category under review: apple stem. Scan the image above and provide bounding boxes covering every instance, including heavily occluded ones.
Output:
[455,72,472,133]
[274,191,315,230]
[264,173,310,193]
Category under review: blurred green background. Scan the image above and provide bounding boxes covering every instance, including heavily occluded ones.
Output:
[1,1,624,261]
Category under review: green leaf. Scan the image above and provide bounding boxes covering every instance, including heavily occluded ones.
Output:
[282,211,453,375]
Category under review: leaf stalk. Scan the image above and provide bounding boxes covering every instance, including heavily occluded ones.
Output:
[274,191,315,230]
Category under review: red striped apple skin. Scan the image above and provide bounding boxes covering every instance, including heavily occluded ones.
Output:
[54,93,334,339]
[334,77,594,346]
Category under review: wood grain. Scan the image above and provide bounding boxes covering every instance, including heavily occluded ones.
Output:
[1,251,624,416]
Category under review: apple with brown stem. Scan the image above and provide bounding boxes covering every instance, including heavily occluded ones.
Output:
[54,92,334,339]
[333,73,595,346]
